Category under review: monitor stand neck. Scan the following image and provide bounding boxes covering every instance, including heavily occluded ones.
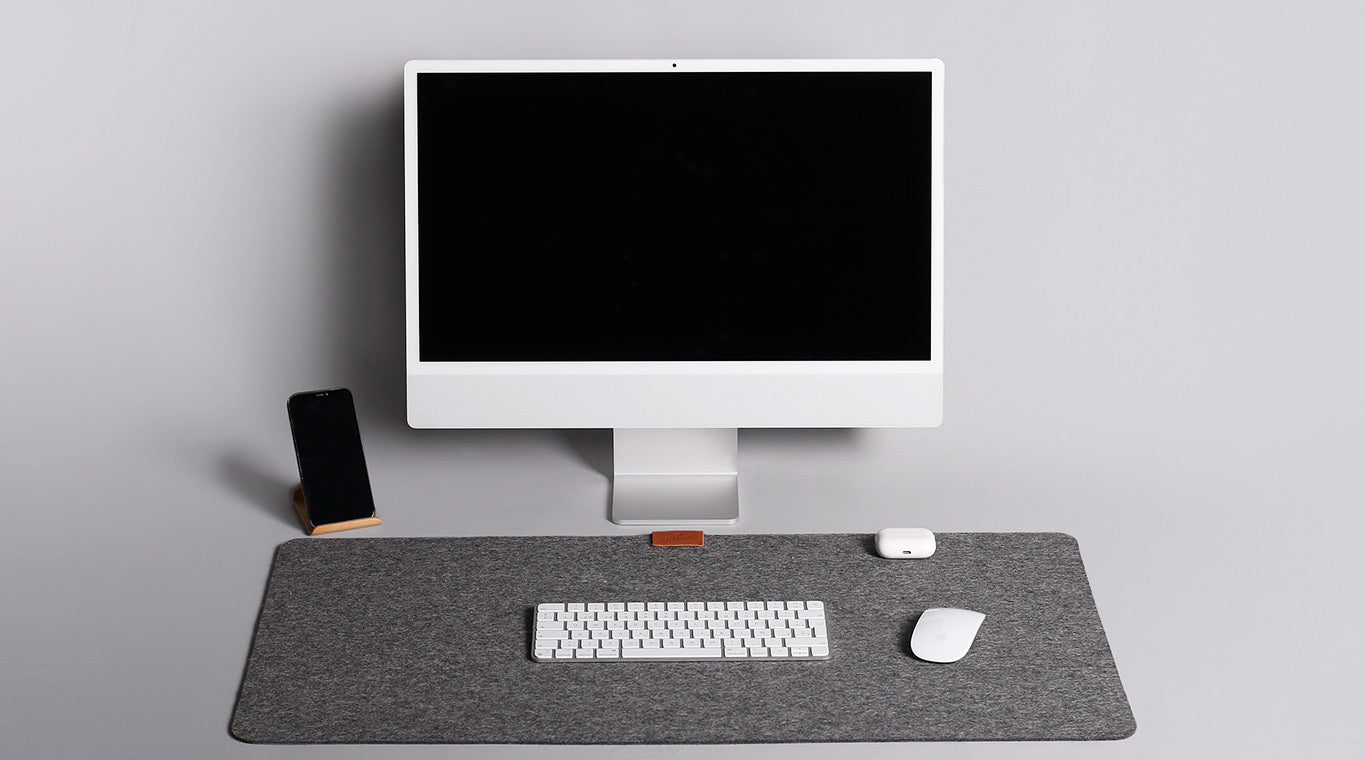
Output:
[610,428,740,526]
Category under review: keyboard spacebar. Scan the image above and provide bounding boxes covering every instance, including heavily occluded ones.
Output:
[620,646,724,659]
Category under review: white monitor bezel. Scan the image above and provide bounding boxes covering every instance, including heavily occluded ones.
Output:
[404,59,943,429]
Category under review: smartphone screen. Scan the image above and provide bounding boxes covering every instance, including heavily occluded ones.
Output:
[287,388,376,525]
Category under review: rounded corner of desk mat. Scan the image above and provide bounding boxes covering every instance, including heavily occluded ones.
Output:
[1037,532,1081,551]
[274,537,313,558]
[228,715,269,745]
[1108,709,1138,740]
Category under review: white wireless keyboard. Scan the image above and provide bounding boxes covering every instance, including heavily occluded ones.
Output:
[531,600,831,662]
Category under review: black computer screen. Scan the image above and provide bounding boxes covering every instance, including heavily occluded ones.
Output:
[417,71,932,362]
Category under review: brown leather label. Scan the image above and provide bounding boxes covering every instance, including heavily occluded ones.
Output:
[652,530,705,547]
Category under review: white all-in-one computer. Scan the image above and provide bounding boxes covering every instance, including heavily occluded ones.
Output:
[404,59,943,526]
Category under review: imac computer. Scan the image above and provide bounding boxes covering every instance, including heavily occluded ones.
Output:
[404,59,943,526]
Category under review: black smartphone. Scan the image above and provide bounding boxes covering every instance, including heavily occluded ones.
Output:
[287,388,376,526]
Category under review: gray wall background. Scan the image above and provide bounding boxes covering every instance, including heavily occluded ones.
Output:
[2,1,1361,758]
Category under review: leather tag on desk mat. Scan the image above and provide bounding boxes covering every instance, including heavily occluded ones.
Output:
[652,530,704,547]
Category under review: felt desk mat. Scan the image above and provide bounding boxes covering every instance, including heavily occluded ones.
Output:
[230,533,1135,744]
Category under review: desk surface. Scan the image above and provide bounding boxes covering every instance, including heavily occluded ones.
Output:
[9,423,1362,760]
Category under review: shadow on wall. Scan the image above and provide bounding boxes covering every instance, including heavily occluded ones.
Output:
[321,87,408,437]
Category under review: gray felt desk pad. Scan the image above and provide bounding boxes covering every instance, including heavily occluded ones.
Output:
[231,533,1135,743]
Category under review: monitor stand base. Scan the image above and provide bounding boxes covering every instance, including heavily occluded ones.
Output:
[610,428,740,526]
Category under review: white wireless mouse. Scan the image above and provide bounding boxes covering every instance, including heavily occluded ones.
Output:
[910,608,986,663]
[875,527,936,559]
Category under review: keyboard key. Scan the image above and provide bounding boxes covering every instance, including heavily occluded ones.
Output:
[621,646,722,659]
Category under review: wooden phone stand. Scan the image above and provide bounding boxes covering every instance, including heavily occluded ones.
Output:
[292,485,382,536]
